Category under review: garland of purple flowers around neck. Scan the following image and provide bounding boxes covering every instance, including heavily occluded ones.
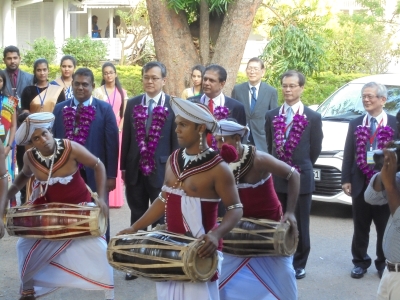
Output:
[355,124,394,183]
[210,106,229,150]
[63,101,96,146]
[133,93,168,176]
[272,112,308,172]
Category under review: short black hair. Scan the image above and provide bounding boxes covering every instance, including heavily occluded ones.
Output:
[191,64,205,75]
[204,64,227,82]
[247,57,265,69]
[3,45,20,58]
[280,70,306,87]
[73,68,94,84]
[142,61,167,78]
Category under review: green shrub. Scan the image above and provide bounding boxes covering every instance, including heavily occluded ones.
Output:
[62,36,107,68]
[21,38,57,66]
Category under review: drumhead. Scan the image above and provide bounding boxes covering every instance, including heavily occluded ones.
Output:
[274,222,298,256]
[182,240,218,282]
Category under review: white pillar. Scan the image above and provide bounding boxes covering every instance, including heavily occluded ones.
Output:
[2,0,16,46]
[53,0,64,62]
[64,0,70,39]
[108,8,114,59]
[88,8,92,37]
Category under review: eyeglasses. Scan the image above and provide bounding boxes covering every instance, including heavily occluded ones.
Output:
[103,71,115,76]
[362,94,379,100]
[143,77,162,82]
[282,84,300,90]
[246,67,261,73]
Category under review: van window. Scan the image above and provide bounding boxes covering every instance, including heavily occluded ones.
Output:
[317,83,400,120]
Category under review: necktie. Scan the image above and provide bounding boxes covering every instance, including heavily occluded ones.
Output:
[12,72,17,88]
[208,98,214,113]
[370,117,377,149]
[285,107,293,137]
[146,99,155,135]
[250,87,257,112]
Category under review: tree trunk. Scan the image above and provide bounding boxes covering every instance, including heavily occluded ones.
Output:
[145,0,200,96]
[199,0,210,65]
[146,0,261,97]
[212,0,263,96]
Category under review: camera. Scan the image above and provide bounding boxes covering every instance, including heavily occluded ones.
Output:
[373,140,400,171]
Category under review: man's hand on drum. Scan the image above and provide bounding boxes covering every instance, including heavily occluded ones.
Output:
[98,199,109,219]
[282,212,298,238]
[197,232,218,258]
[117,226,137,236]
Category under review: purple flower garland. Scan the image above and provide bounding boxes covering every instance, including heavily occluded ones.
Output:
[63,105,96,145]
[133,104,169,176]
[355,125,394,183]
[211,106,229,150]
[272,113,309,172]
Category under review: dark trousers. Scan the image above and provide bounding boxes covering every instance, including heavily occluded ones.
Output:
[125,172,164,227]
[16,145,26,204]
[277,192,312,270]
[351,191,389,270]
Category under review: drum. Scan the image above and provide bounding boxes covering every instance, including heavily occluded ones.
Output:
[107,230,218,282]
[221,217,298,257]
[5,203,107,240]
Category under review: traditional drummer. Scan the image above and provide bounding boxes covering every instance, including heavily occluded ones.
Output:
[215,119,300,300]
[0,112,114,300]
[118,97,243,300]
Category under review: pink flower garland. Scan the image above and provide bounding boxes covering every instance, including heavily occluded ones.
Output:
[272,113,309,172]
[355,125,394,183]
[133,104,169,175]
[211,106,229,150]
[63,105,96,145]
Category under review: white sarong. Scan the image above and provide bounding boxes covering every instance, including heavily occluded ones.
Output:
[219,254,297,300]
[156,186,223,300]
[18,236,114,299]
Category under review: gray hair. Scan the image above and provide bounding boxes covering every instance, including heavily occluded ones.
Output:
[362,82,388,99]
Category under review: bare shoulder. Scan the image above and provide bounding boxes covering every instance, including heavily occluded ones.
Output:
[212,160,235,181]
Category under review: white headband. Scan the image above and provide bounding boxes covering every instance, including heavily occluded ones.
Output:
[215,119,250,140]
[15,112,55,145]
[170,97,219,133]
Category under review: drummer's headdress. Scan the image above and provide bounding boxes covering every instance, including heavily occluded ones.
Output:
[170,97,219,133]
[15,112,55,145]
[216,119,250,141]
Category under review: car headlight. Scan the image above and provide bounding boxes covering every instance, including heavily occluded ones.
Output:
[333,151,344,159]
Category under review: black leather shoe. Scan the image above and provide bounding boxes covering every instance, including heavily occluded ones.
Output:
[295,268,306,279]
[125,273,138,281]
[378,269,384,279]
[351,266,367,279]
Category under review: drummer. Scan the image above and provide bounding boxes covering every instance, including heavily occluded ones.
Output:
[118,97,243,300]
[0,112,114,300]
[215,119,300,300]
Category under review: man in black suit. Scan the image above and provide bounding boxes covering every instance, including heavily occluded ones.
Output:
[120,61,179,234]
[265,70,323,280]
[2,45,34,205]
[188,64,246,127]
[342,82,398,279]
[232,57,278,152]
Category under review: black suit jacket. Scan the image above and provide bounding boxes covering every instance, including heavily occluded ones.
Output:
[52,98,119,192]
[120,94,179,188]
[188,94,246,126]
[265,106,323,194]
[341,114,398,198]
[232,81,278,152]
[1,69,33,98]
